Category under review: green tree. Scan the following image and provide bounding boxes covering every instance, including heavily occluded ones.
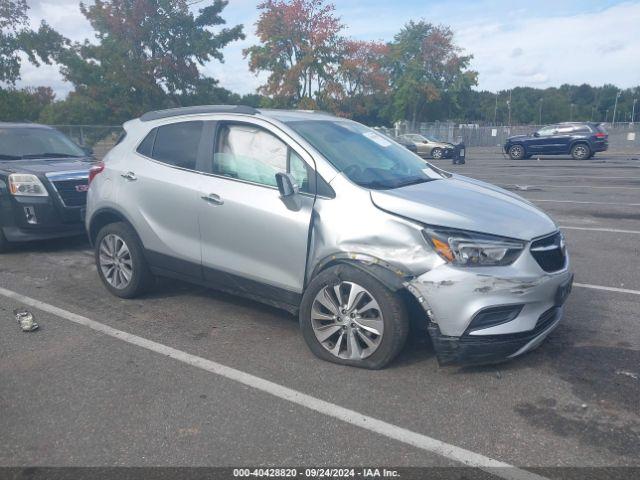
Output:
[388,21,477,126]
[0,0,63,85]
[0,86,55,121]
[52,0,244,122]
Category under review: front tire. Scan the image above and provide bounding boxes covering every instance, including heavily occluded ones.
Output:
[300,264,409,369]
[508,144,525,160]
[95,222,154,298]
[571,143,591,160]
[431,147,443,159]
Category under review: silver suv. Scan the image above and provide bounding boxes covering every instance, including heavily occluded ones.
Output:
[86,106,573,369]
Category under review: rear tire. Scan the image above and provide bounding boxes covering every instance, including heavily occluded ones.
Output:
[571,143,591,160]
[300,264,409,369]
[431,148,443,159]
[508,144,525,160]
[95,222,155,298]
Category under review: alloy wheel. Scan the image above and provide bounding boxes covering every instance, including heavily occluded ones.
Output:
[99,233,133,289]
[311,281,384,360]
[431,148,443,159]
[510,145,524,159]
[573,145,588,159]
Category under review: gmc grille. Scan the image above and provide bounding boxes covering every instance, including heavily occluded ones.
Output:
[52,179,88,207]
[530,232,566,272]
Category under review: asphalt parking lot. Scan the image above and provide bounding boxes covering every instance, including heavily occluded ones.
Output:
[1,148,639,478]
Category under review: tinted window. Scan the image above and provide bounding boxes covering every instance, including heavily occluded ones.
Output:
[152,121,203,170]
[0,127,84,160]
[214,124,310,192]
[573,125,591,133]
[136,129,156,157]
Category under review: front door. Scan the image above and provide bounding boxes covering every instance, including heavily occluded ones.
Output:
[198,121,315,301]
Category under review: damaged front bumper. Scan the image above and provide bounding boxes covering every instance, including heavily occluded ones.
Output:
[406,251,573,366]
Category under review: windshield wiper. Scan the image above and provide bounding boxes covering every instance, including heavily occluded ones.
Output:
[395,177,436,188]
[20,153,83,159]
[0,154,22,160]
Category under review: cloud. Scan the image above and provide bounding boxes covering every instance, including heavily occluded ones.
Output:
[14,0,640,97]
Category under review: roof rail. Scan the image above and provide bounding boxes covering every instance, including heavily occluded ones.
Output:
[140,105,258,122]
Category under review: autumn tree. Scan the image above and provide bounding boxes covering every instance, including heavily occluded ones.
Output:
[53,0,244,122]
[244,0,343,107]
[388,21,477,126]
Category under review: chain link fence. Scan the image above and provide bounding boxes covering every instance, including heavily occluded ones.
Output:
[48,122,639,161]
[50,125,123,160]
[376,122,640,154]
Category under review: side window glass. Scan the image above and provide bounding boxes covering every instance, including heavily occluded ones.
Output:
[152,121,203,170]
[556,126,573,134]
[136,128,156,157]
[537,126,556,136]
[289,150,311,194]
[214,124,287,187]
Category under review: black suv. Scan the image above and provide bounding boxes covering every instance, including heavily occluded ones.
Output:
[0,123,96,252]
[504,122,608,160]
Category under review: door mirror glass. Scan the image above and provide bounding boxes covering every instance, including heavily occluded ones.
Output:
[276,172,299,197]
[533,132,540,137]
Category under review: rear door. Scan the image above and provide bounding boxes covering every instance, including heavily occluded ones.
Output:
[116,120,210,277]
[528,125,558,154]
[198,119,316,300]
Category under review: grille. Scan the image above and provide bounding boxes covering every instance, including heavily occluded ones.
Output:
[52,179,88,207]
[530,232,566,272]
[535,307,559,332]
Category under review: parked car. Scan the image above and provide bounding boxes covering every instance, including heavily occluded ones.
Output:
[398,133,454,159]
[374,130,418,154]
[0,123,95,252]
[504,122,608,160]
[86,106,572,369]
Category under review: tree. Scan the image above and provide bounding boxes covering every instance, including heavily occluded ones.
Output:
[53,0,244,122]
[388,21,477,126]
[0,86,55,121]
[0,0,63,85]
[244,0,343,107]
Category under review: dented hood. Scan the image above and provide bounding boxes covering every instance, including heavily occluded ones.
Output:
[370,174,557,240]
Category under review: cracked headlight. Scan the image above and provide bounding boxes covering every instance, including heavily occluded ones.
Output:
[424,227,524,266]
[8,174,49,197]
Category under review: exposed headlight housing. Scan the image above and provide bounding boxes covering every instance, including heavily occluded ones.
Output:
[424,227,524,266]
[8,174,49,197]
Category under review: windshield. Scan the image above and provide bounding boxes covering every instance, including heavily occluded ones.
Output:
[287,120,442,190]
[0,127,85,160]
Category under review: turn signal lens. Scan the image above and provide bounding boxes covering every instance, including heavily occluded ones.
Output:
[431,237,455,262]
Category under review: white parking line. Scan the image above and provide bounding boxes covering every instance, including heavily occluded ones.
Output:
[574,283,640,296]
[0,286,545,480]
[465,175,639,180]
[560,226,640,234]
[530,199,640,206]
[501,184,640,190]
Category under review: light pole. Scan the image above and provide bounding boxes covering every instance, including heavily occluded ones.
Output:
[612,91,621,126]
[507,90,512,127]
[570,103,575,121]
[605,108,609,123]
[493,92,498,125]
[591,105,596,121]
[632,98,638,125]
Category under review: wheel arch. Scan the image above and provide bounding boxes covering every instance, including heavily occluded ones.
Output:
[88,207,135,246]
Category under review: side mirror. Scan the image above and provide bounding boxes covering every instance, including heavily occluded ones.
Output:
[533,132,540,137]
[275,172,299,197]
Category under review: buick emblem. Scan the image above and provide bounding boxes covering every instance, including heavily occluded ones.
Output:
[75,184,89,193]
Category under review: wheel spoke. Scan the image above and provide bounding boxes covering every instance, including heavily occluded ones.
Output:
[330,332,344,357]
[346,283,366,311]
[311,308,335,322]
[315,325,342,343]
[346,329,362,359]
[356,329,377,349]
[316,288,339,314]
[355,317,383,336]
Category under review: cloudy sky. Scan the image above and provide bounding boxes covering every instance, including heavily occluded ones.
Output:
[16,0,640,98]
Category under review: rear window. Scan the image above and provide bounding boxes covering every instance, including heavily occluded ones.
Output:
[138,121,203,171]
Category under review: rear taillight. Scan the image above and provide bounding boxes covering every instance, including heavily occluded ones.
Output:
[594,132,607,139]
[88,161,105,184]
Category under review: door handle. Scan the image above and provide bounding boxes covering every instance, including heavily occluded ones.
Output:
[121,172,137,181]
[201,193,224,205]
